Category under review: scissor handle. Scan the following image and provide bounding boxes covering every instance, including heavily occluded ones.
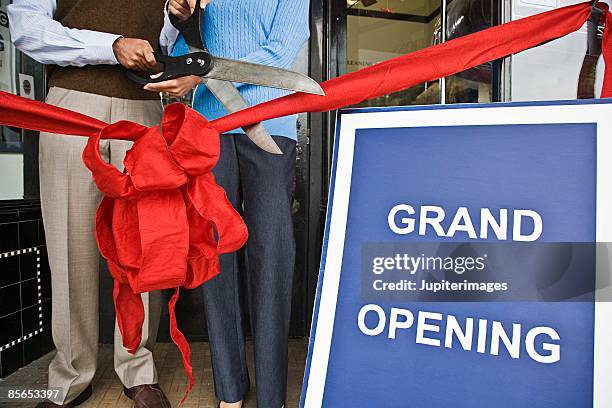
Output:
[126,51,214,85]
[166,0,212,57]
[169,0,208,52]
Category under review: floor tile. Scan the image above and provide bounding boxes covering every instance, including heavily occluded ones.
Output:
[0,339,308,407]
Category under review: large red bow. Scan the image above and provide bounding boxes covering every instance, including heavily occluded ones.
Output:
[86,104,248,401]
[0,98,248,402]
[0,2,609,404]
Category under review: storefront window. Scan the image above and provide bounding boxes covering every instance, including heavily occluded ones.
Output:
[345,0,442,107]
[0,0,24,200]
[444,0,500,103]
[0,0,45,200]
[340,0,500,107]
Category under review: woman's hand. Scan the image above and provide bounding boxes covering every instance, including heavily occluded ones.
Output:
[144,75,202,98]
[168,0,211,22]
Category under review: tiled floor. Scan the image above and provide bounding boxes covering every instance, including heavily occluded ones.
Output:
[1,339,308,407]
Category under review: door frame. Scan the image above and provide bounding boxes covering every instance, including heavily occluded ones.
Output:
[302,0,504,335]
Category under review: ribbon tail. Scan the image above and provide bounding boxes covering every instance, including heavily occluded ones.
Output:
[169,287,194,405]
[188,175,248,254]
[113,281,144,354]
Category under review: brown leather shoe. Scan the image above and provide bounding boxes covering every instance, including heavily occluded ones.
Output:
[35,385,92,407]
[124,384,171,408]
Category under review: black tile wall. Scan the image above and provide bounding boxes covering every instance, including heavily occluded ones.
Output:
[0,223,19,253]
[1,342,24,377]
[0,284,21,317]
[0,209,16,224]
[23,329,53,366]
[40,247,50,277]
[21,279,39,309]
[38,219,46,246]
[18,221,38,249]
[41,275,52,302]
[0,201,53,378]
[42,299,52,323]
[0,312,22,345]
[19,208,42,222]
[20,252,37,281]
[0,256,19,288]
[22,305,41,335]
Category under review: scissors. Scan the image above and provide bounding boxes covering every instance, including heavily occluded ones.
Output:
[127,0,325,154]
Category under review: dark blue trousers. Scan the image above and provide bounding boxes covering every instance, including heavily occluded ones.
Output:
[203,134,296,407]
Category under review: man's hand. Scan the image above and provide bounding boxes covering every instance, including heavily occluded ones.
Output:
[144,75,202,97]
[168,0,211,22]
[113,38,157,71]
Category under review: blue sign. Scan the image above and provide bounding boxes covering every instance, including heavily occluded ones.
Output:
[301,100,612,408]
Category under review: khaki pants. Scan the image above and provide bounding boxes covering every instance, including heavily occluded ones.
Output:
[40,87,164,404]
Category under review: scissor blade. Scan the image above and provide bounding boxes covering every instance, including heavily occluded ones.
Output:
[205,57,325,95]
[205,79,283,155]
[241,123,284,155]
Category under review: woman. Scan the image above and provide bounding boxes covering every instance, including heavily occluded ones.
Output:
[153,1,310,407]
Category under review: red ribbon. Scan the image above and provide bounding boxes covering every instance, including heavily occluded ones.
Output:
[603,3,612,94]
[212,1,611,133]
[0,2,609,403]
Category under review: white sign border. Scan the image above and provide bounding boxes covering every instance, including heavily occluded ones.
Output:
[302,100,612,408]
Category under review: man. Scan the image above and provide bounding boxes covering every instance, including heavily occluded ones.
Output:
[7,1,171,407]
[154,1,310,407]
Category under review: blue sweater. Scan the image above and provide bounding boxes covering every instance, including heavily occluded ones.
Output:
[171,0,310,140]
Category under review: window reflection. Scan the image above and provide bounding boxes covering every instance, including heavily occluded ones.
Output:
[346,0,442,107]
[343,0,499,107]
[444,0,498,103]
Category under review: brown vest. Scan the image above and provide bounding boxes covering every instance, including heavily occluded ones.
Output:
[49,0,165,100]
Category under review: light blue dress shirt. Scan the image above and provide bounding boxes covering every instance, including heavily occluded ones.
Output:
[7,0,122,66]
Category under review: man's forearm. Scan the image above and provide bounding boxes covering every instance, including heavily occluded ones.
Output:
[7,0,120,66]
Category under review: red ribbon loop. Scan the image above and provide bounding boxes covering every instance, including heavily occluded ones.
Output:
[165,104,222,176]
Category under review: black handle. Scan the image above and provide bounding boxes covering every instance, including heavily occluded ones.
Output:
[168,0,208,52]
[128,0,213,86]
[126,51,214,85]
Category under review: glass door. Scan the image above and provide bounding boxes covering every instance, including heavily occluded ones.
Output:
[0,0,23,200]
[343,0,444,106]
[332,0,502,108]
